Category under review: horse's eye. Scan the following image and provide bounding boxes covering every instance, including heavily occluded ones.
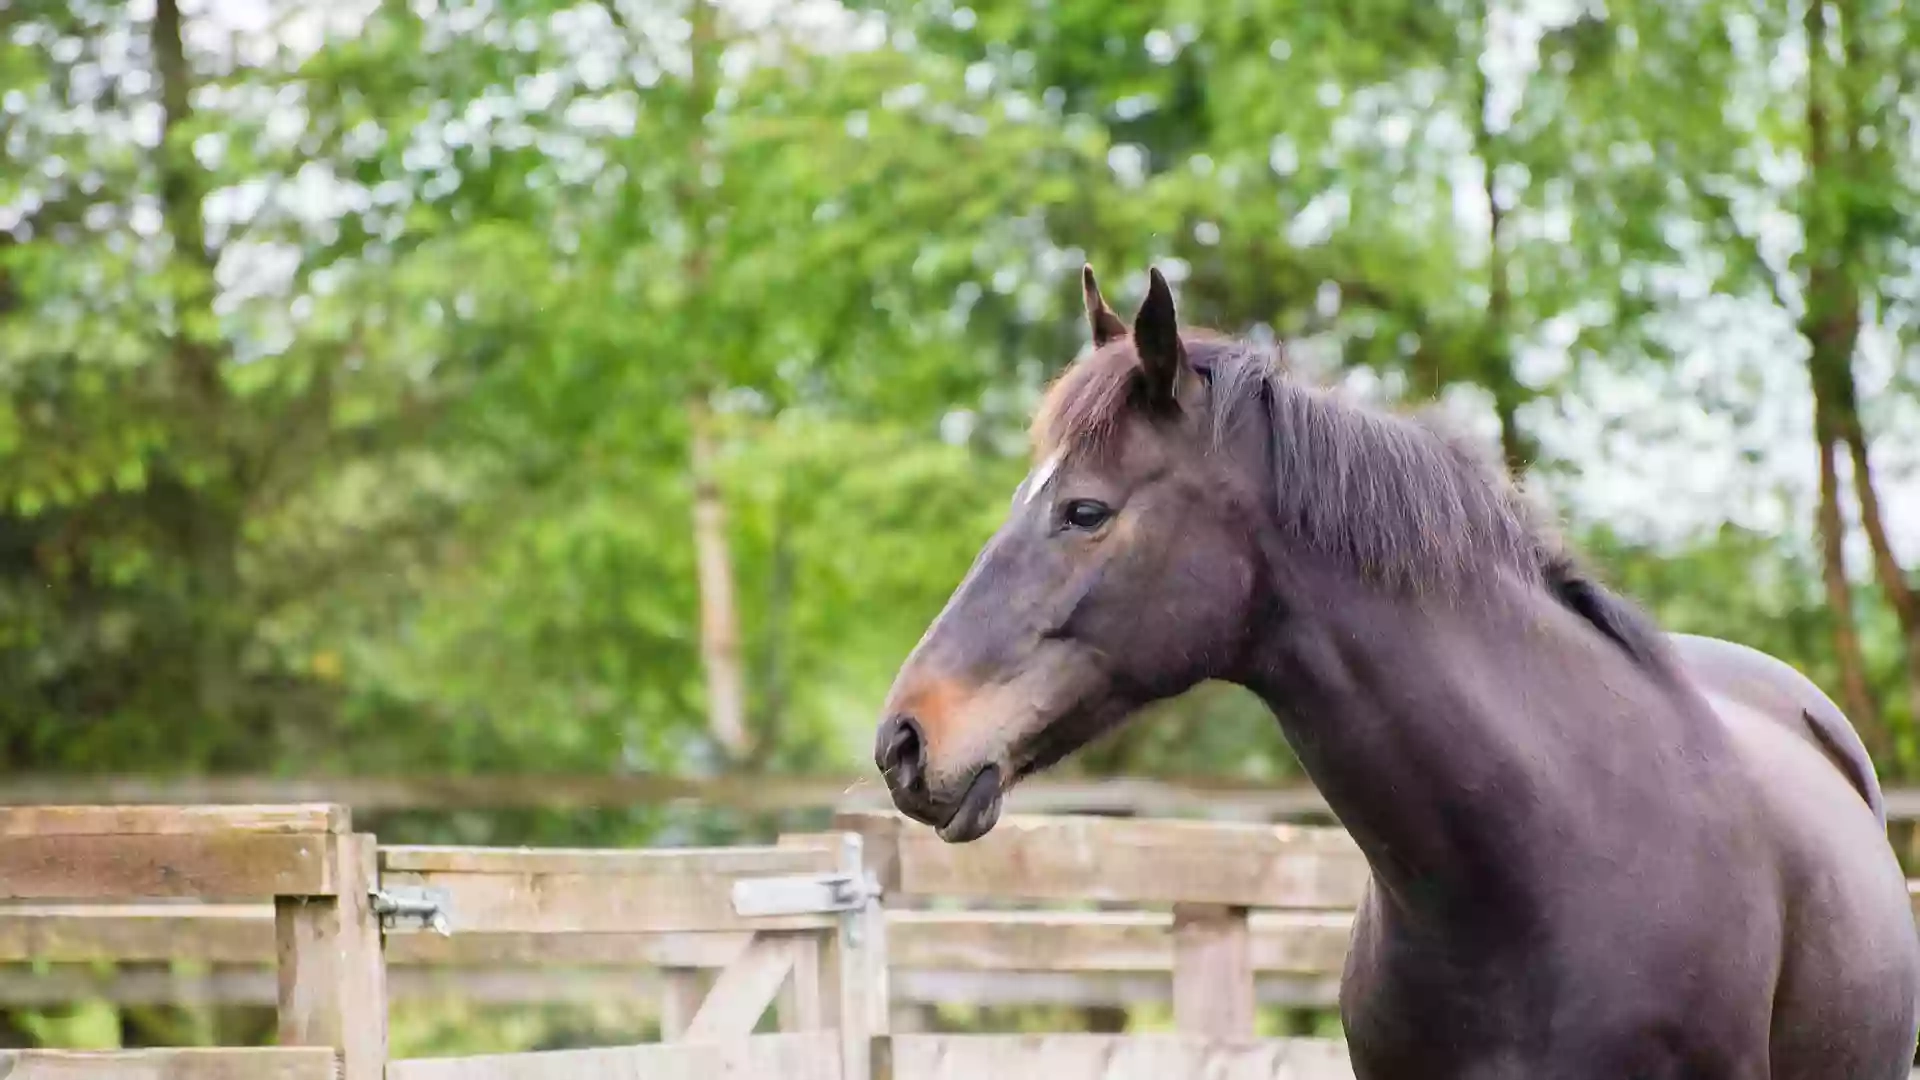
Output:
[1062,499,1114,531]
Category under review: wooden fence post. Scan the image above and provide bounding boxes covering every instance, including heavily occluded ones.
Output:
[1172,902,1253,1038]
[276,831,387,1080]
[779,826,891,1080]
[822,831,885,1080]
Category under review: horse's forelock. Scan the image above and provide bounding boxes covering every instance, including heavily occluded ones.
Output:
[1028,341,1143,461]
[1029,331,1247,461]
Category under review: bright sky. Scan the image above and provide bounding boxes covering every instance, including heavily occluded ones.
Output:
[36,0,1920,572]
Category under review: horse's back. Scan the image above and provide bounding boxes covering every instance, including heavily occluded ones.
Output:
[1668,632,1885,827]
[1670,631,1920,1079]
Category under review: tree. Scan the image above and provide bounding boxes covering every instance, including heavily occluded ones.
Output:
[1566,0,1920,766]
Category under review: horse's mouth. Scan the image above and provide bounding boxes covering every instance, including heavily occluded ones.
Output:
[936,763,1003,843]
[1011,697,1125,784]
[926,698,1128,844]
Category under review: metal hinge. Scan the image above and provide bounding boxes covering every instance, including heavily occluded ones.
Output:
[370,886,452,936]
[730,872,882,919]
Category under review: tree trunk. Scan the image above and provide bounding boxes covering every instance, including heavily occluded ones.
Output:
[682,0,749,760]
[1814,425,1887,755]
[1801,272,1882,759]
[746,479,796,768]
[1838,408,1920,735]
[152,0,218,396]
[1472,5,1533,478]
[1489,385,1533,480]
[1797,0,1905,766]
[597,2,749,759]
[154,0,250,733]
[1802,267,1889,757]
[690,398,751,758]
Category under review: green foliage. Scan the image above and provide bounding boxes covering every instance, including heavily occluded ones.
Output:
[2,0,1915,841]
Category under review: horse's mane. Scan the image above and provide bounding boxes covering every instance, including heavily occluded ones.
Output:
[1030,331,1678,675]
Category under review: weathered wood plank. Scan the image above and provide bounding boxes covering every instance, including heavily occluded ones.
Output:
[682,932,805,1041]
[778,933,824,1033]
[0,964,1342,1010]
[840,811,1368,908]
[840,879,890,1080]
[0,804,348,837]
[0,906,1355,975]
[0,836,335,901]
[891,910,1354,976]
[379,871,835,935]
[0,1047,337,1080]
[873,1034,1356,1080]
[0,962,1344,1009]
[380,845,841,935]
[387,1033,841,1080]
[381,845,832,874]
[0,904,272,962]
[0,964,686,1005]
[0,905,757,966]
[276,833,386,1080]
[896,969,1342,1009]
[391,929,754,968]
[1172,902,1254,1037]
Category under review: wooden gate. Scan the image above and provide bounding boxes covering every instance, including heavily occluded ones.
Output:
[1,802,1914,1078]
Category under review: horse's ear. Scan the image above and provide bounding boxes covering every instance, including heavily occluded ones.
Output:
[1132,267,1186,408]
[1082,265,1127,346]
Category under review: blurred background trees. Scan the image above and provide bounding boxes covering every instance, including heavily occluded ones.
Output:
[6,0,1919,795]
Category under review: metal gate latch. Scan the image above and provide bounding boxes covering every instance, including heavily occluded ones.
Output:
[730,872,883,919]
[370,886,452,936]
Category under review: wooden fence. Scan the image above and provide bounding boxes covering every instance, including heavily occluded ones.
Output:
[0,805,380,1080]
[0,802,1915,1078]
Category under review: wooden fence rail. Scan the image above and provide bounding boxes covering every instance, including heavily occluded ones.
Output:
[0,803,1912,1080]
[0,1048,339,1080]
[0,906,1356,1011]
[386,1034,845,1080]
[873,1034,1357,1080]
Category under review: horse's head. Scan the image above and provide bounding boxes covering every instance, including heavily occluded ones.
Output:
[874,267,1270,841]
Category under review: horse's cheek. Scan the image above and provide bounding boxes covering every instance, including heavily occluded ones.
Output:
[1149,547,1251,661]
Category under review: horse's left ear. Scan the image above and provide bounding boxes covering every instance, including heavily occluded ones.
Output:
[1132,267,1188,409]
[1082,265,1128,346]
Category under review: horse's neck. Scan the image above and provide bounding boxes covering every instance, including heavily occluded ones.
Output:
[1237,571,1554,923]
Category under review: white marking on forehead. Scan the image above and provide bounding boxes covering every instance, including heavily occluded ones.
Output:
[1023,452,1063,504]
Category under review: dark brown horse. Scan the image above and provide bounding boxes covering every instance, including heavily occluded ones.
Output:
[874,266,1920,1078]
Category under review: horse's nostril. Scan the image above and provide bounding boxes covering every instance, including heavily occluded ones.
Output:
[879,715,928,793]
[890,718,922,763]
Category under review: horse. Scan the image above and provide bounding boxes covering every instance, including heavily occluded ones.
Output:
[872,265,1920,1079]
